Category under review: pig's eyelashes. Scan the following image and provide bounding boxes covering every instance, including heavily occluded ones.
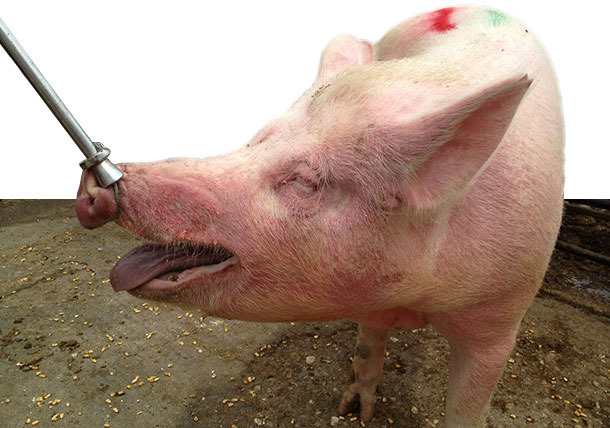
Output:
[277,175,322,218]
[273,162,323,205]
[280,175,319,194]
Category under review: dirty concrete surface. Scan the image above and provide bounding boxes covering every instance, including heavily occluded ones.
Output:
[0,200,608,427]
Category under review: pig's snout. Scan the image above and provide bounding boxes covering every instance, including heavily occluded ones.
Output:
[76,170,119,229]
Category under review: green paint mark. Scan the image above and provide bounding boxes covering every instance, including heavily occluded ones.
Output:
[487,9,509,27]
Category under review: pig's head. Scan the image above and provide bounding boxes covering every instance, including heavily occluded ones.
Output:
[76,35,531,322]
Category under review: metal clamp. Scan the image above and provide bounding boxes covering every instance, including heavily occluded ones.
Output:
[79,142,110,170]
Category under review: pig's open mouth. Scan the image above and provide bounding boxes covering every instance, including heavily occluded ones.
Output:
[110,242,236,292]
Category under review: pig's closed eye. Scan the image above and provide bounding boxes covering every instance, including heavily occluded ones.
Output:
[275,165,323,216]
[281,175,318,194]
[277,163,321,198]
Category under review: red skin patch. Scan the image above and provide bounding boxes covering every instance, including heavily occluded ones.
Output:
[428,7,457,33]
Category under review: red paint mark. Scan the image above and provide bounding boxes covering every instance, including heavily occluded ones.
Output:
[428,7,457,33]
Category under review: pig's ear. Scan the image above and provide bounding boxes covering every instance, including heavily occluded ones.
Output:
[397,73,533,210]
[316,34,374,83]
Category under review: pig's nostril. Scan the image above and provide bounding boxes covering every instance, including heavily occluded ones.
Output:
[76,174,121,229]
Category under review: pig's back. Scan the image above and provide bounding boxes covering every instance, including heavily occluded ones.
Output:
[378,7,564,306]
[376,7,547,72]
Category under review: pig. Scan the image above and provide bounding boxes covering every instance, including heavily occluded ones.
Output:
[76,6,563,427]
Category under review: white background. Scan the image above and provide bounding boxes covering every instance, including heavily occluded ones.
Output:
[0,1,608,198]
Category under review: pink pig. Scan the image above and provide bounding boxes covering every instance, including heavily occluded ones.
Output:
[76,6,563,427]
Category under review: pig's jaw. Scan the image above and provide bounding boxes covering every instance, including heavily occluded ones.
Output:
[110,242,237,296]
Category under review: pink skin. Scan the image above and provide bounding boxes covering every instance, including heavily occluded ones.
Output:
[76,6,563,426]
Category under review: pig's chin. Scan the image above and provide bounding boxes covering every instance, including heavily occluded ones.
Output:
[110,242,236,294]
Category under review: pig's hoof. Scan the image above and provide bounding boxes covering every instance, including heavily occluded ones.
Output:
[338,381,377,422]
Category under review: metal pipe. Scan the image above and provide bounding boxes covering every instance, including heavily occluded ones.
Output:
[564,201,610,222]
[568,199,610,210]
[0,16,122,187]
[555,240,610,267]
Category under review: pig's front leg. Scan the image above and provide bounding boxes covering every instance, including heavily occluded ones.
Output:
[338,323,390,421]
[430,300,525,428]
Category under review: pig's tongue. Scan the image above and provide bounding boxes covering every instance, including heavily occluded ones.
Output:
[110,243,232,292]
